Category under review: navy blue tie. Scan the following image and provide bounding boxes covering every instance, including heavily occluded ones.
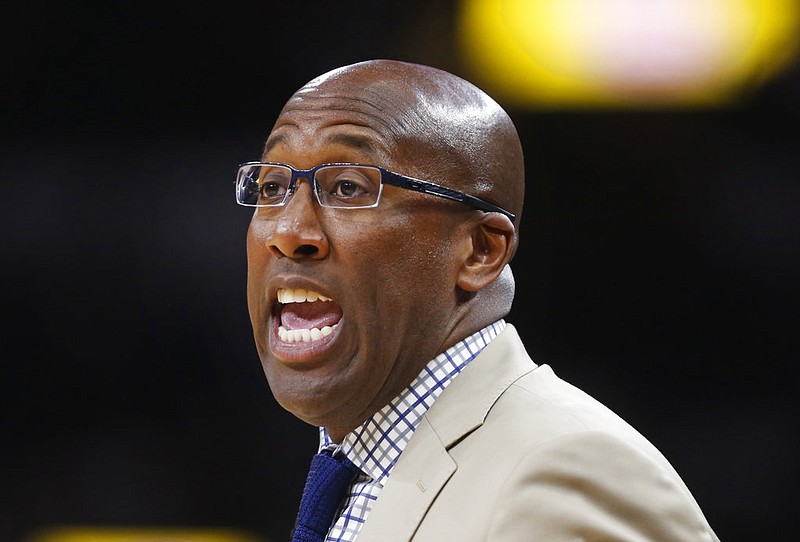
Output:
[291,449,360,542]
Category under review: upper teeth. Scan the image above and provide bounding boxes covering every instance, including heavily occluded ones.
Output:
[277,288,332,304]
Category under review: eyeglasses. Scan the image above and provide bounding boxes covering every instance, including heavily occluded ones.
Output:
[235,162,516,222]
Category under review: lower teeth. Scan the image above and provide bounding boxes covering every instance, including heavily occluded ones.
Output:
[278,324,337,343]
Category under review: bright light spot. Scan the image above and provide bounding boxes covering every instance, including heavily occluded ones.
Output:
[457,0,800,108]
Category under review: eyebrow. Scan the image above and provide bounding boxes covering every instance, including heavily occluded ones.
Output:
[263,130,379,159]
[262,134,286,157]
[324,132,377,152]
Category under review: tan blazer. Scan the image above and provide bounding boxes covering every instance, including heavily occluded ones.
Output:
[356,325,719,541]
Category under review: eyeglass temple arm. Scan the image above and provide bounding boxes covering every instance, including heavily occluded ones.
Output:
[383,173,516,222]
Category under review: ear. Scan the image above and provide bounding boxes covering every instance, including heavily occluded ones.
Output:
[456,213,517,292]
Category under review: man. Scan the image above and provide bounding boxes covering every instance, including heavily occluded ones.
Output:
[238,59,719,541]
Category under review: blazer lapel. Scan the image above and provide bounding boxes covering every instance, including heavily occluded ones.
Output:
[355,416,456,542]
[426,324,536,448]
[356,325,536,542]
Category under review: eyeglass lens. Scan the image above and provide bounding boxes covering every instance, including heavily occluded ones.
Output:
[237,164,383,208]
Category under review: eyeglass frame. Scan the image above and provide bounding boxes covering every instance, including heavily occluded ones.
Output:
[235,161,516,222]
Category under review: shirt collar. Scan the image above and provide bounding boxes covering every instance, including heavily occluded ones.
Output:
[319,319,506,485]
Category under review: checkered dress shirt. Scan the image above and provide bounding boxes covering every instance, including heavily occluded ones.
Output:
[317,320,506,542]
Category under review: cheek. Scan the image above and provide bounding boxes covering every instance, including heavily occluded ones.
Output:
[245,224,274,323]
[246,219,267,259]
[246,220,275,279]
[363,224,461,313]
[397,223,460,272]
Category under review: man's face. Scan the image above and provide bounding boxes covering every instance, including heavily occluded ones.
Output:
[246,85,472,440]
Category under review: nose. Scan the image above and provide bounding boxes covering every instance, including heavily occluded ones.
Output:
[266,180,330,259]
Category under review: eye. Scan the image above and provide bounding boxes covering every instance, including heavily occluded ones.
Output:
[330,179,368,198]
[261,181,286,199]
[316,166,379,207]
[258,169,290,204]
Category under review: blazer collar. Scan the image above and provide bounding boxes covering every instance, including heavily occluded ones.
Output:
[425,324,537,448]
[356,324,536,542]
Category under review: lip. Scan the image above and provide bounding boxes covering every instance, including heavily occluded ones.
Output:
[266,276,343,365]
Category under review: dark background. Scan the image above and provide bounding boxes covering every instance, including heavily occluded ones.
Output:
[2,2,798,541]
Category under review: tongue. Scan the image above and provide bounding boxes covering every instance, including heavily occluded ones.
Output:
[281,301,343,331]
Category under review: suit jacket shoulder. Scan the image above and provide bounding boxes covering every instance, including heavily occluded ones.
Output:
[357,325,719,542]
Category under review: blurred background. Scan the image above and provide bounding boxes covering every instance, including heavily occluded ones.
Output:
[2,1,798,541]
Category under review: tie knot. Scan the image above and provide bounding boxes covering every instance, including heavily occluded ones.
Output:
[292,450,360,542]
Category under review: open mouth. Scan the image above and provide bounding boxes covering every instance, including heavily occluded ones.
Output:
[275,288,343,344]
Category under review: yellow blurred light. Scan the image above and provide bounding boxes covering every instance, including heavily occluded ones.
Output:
[27,526,266,542]
[457,0,800,108]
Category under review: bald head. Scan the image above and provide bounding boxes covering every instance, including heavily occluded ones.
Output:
[249,61,525,435]
[278,60,525,229]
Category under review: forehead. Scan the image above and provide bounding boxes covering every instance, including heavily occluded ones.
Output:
[263,89,406,167]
